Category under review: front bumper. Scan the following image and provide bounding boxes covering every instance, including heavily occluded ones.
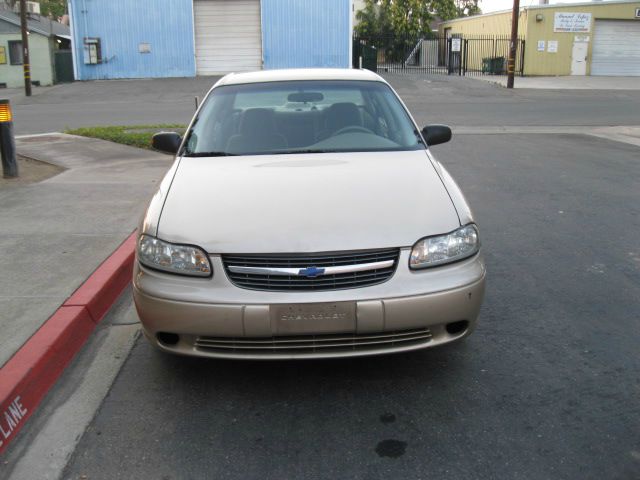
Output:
[133,250,486,359]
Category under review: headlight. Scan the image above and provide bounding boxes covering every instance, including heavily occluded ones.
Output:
[137,234,212,277]
[410,224,480,269]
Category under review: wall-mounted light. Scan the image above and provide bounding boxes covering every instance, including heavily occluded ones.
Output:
[536,14,544,22]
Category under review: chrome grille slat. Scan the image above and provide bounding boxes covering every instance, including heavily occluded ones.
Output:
[237,269,394,282]
[197,336,432,350]
[235,273,394,287]
[222,248,399,291]
[195,328,432,354]
[222,249,398,267]
[223,256,398,266]
[197,329,432,345]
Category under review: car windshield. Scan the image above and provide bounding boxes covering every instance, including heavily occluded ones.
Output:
[183,80,424,156]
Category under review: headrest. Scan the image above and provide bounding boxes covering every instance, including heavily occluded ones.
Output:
[325,102,362,130]
[241,108,276,134]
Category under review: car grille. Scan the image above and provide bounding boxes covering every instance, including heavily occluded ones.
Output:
[195,328,432,355]
[222,248,399,291]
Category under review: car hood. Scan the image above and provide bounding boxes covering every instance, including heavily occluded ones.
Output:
[157,150,460,253]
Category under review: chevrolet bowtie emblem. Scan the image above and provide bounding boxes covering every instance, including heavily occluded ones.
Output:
[298,266,325,278]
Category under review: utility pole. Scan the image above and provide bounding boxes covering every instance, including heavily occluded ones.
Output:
[506,0,520,89]
[19,0,32,97]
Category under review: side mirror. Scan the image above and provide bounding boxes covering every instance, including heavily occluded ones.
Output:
[421,125,452,147]
[152,132,182,154]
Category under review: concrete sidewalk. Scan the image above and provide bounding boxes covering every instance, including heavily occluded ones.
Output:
[474,75,640,90]
[0,134,172,368]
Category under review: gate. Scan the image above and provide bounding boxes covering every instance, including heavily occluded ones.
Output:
[352,34,525,77]
[54,50,74,84]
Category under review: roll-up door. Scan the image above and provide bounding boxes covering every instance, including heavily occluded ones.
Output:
[591,20,640,76]
[194,0,262,75]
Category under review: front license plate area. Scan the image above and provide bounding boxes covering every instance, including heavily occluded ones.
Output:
[271,302,356,335]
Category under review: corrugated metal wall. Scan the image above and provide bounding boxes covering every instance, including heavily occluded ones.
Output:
[261,0,351,69]
[524,2,640,76]
[440,11,526,37]
[69,0,195,80]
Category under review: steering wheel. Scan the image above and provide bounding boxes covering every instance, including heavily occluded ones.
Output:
[332,125,375,136]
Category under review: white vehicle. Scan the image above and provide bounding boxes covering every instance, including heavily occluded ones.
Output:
[134,68,486,359]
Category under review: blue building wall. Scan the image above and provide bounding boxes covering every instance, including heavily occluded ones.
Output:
[261,0,351,69]
[69,0,195,80]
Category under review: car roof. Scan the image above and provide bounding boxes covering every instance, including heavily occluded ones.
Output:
[213,68,387,88]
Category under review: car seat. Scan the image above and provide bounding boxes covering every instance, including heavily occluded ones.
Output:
[226,108,288,153]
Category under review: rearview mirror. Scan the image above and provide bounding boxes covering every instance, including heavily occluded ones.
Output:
[287,92,324,103]
[421,125,452,147]
[152,132,182,154]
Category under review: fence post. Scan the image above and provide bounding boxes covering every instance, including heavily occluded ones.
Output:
[0,99,18,179]
[463,39,468,76]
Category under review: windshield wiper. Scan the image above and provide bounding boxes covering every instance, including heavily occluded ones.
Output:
[184,149,333,157]
[183,151,237,157]
[277,149,334,155]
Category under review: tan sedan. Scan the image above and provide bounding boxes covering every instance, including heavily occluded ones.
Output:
[133,68,485,359]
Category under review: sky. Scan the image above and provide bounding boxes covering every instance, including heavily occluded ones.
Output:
[480,0,597,13]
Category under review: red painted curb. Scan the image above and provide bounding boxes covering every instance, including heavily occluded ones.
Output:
[64,233,137,323]
[0,231,137,454]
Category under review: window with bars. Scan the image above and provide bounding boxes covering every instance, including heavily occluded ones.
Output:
[8,40,23,65]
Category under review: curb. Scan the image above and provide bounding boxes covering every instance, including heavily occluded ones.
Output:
[0,231,137,454]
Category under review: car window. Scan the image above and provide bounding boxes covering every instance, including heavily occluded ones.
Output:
[184,80,424,156]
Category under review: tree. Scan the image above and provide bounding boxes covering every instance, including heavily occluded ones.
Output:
[355,0,392,37]
[454,0,481,17]
[356,0,433,37]
[38,0,66,18]
[355,0,481,37]
[356,0,438,64]
[3,0,67,18]
[431,0,457,22]
[389,0,433,37]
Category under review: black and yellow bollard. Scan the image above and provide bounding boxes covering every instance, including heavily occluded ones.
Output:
[0,99,18,178]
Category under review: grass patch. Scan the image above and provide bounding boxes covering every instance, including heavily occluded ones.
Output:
[65,124,186,150]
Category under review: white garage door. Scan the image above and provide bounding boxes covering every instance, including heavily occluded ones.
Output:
[591,20,640,76]
[194,0,262,75]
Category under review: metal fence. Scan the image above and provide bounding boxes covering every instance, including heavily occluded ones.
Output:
[352,34,525,77]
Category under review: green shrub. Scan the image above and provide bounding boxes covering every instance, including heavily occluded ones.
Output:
[65,125,186,151]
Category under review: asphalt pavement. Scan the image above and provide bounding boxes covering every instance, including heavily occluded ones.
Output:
[5,74,640,135]
[473,75,640,90]
[59,132,640,480]
[1,74,639,480]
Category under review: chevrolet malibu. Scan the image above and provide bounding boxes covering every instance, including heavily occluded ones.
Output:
[133,68,486,359]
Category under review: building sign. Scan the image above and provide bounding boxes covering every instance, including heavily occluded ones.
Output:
[451,38,461,52]
[635,7,640,18]
[547,40,558,53]
[537,40,545,52]
[0,47,6,65]
[554,12,592,32]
